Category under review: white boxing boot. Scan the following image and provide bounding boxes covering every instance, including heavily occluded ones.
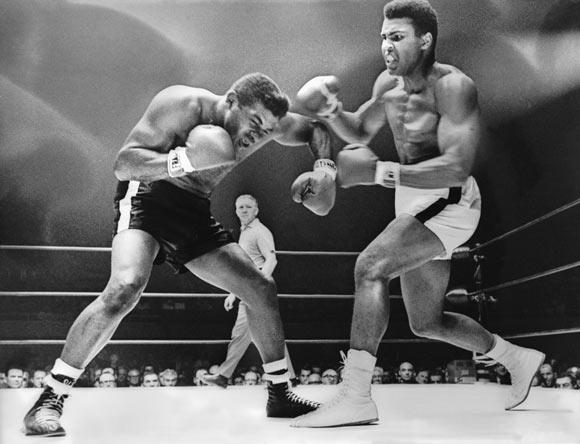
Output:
[485,335,545,410]
[291,349,378,428]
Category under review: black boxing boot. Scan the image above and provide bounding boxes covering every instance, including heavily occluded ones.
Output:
[266,381,320,418]
[23,384,68,436]
[263,358,319,418]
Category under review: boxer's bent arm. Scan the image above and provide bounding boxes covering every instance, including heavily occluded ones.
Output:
[114,86,229,182]
[398,75,481,189]
[274,113,332,160]
[327,71,394,145]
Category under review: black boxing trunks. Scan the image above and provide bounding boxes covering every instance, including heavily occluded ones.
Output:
[113,180,234,273]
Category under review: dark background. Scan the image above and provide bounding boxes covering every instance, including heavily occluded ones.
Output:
[1,0,579,371]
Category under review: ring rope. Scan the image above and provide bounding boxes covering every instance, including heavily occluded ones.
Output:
[2,327,579,346]
[470,196,580,253]
[2,197,579,257]
[465,259,580,297]
[0,245,359,256]
[0,291,402,300]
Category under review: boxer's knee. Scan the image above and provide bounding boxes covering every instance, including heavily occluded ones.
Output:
[354,252,393,287]
[408,316,443,338]
[101,272,148,316]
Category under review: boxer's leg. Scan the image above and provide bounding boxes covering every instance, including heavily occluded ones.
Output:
[185,243,319,417]
[23,230,159,436]
[293,215,444,428]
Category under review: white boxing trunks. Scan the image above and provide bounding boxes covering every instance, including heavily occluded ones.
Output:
[395,176,481,259]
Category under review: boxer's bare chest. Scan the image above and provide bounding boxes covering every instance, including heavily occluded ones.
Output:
[384,80,440,164]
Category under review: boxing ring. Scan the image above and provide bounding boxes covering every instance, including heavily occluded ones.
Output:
[1,198,580,444]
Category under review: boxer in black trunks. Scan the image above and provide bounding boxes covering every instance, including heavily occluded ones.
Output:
[23,73,332,436]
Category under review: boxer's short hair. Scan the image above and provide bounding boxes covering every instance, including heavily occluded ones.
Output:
[230,73,289,118]
[384,0,438,60]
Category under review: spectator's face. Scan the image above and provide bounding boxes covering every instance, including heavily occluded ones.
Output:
[416,370,430,384]
[161,371,178,387]
[540,364,554,384]
[244,371,258,385]
[32,370,47,388]
[98,374,116,388]
[117,367,128,383]
[194,370,208,386]
[143,366,155,375]
[7,368,24,388]
[430,373,443,384]
[234,376,244,386]
[299,370,311,385]
[307,373,322,385]
[372,367,384,384]
[398,362,414,382]
[236,197,258,226]
[142,373,160,387]
[127,369,141,386]
[22,371,29,387]
[322,370,338,385]
[556,376,574,389]
[0,372,7,387]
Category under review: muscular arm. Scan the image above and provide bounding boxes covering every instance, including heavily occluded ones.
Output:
[114,86,198,182]
[274,113,332,160]
[115,86,233,182]
[328,71,394,144]
[398,74,481,188]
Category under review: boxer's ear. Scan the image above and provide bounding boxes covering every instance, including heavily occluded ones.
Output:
[421,32,433,50]
[226,91,238,108]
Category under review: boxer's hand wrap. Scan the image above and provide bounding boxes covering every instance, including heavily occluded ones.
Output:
[375,161,400,188]
[313,158,337,181]
[167,146,195,178]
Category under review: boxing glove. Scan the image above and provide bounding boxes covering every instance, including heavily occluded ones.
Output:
[167,125,235,177]
[291,159,337,216]
[295,76,342,120]
[337,144,400,188]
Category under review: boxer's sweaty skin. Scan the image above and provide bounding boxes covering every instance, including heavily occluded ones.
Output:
[380,64,460,166]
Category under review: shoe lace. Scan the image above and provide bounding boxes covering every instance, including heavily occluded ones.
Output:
[317,350,352,411]
[473,354,497,367]
[286,387,320,409]
[34,390,66,426]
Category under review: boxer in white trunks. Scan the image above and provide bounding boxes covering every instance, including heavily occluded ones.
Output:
[290,0,545,427]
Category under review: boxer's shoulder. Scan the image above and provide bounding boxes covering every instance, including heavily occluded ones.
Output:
[372,70,399,99]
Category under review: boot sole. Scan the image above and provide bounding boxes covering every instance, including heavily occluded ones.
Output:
[505,351,545,410]
[292,417,379,428]
[23,428,66,437]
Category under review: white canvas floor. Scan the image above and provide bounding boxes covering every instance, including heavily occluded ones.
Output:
[2,384,579,444]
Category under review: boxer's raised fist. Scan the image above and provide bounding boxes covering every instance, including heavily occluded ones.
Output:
[295,76,341,119]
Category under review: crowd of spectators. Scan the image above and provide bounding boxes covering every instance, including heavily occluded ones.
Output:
[2,353,578,390]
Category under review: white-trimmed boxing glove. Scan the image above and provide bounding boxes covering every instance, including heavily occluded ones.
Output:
[167,125,235,178]
[336,144,400,188]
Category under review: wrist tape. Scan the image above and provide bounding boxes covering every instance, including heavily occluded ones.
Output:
[375,161,400,188]
[167,147,195,178]
[314,158,337,181]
